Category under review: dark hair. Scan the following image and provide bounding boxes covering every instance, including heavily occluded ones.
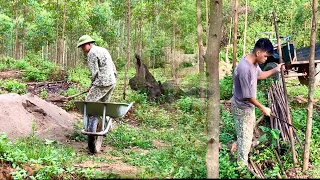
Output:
[253,38,274,55]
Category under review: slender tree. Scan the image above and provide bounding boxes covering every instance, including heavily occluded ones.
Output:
[14,0,19,59]
[232,0,238,70]
[123,0,131,100]
[196,0,205,98]
[60,0,66,66]
[206,0,222,178]
[55,0,59,64]
[242,0,248,56]
[303,0,318,171]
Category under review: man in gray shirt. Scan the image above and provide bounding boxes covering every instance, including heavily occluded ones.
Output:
[231,38,283,166]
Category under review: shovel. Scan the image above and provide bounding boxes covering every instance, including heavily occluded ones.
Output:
[65,91,88,100]
[48,91,88,102]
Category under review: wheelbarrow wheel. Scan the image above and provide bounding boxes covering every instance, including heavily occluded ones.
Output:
[88,117,103,153]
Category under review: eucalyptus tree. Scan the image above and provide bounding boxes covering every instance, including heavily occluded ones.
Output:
[303,0,318,171]
[206,0,222,178]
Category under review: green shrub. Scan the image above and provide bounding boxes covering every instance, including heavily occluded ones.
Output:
[4,80,27,94]
[67,66,91,88]
[13,59,30,70]
[40,88,48,99]
[179,61,193,68]
[23,66,47,81]
[220,75,233,100]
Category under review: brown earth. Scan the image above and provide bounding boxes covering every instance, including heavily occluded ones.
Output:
[0,93,76,142]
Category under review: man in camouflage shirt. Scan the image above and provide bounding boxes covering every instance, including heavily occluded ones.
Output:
[231,38,283,166]
[77,35,117,126]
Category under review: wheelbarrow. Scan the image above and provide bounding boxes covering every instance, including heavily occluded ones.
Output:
[74,100,134,153]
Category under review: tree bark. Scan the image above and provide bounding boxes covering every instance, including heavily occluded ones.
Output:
[232,0,238,71]
[242,0,248,56]
[60,0,66,66]
[123,0,131,100]
[55,0,59,64]
[206,0,209,48]
[196,0,205,98]
[226,17,233,62]
[21,3,27,59]
[120,20,125,58]
[14,0,19,59]
[303,0,318,171]
[206,0,222,178]
[171,20,176,80]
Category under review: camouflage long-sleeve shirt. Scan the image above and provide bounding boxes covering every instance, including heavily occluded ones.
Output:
[87,45,117,87]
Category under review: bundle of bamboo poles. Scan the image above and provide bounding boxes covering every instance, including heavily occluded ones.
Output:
[267,81,303,149]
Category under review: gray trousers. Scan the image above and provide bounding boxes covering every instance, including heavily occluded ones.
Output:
[232,104,255,166]
[85,84,116,126]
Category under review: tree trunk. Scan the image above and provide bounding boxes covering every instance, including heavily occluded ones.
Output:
[232,0,238,71]
[206,0,222,178]
[120,20,125,58]
[14,0,19,60]
[303,0,318,171]
[123,0,131,100]
[55,0,59,64]
[171,20,176,80]
[226,17,233,62]
[21,3,27,59]
[60,0,66,66]
[206,0,209,48]
[242,0,248,56]
[196,0,205,98]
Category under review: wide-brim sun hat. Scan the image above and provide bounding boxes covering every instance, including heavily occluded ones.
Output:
[77,35,95,48]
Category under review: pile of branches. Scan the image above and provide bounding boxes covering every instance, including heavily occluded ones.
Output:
[248,81,303,178]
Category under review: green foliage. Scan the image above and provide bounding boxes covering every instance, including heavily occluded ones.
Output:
[13,59,30,70]
[220,106,236,143]
[181,72,200,87]
[67,120,87,142]
[40,88,48,99]
[4,80,27,94]
[258,126,280,147]
[67,66,91,89]
[176,96,204,115]
[287,84,320,99]
[220,75,233,100]
[179,61,193,68]
[23,66,47,81]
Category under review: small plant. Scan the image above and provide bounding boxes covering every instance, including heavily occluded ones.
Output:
[4,80,27,94]
[68,120,87,142]
[13,59,30,70]
[23,66,47,81]
[258,126,280,147]
[40,88,48,99]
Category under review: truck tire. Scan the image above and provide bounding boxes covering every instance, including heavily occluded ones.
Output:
[263,62,280,81]
[88,117,103,153]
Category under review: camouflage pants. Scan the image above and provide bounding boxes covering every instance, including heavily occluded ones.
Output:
[232,104,255,166]
[85,84,116,124]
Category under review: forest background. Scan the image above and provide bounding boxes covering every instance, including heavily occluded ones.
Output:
[0,0,320,179]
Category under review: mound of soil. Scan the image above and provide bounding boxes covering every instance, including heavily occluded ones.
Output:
[0,93,76,142]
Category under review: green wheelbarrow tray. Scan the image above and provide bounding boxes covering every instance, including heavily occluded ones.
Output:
[74,100,134,136]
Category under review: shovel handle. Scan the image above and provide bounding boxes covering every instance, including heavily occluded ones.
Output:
[66,91,87,100]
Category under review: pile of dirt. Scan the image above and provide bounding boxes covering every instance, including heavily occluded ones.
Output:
[0,93,76,142]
